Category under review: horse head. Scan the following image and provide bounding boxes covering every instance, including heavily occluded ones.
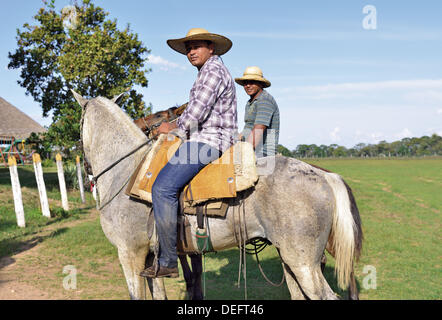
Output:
[133,103,188,138]
[72,90,149,185]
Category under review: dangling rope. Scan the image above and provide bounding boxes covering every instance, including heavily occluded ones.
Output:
[203,253,206,299]
[234,194,248,300]
[234,194,285,294]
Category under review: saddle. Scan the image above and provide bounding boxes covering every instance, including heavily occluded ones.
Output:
[129,106,259,254]
[125,133,259,210]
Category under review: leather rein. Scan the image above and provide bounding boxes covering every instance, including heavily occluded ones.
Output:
[80,101,185,210]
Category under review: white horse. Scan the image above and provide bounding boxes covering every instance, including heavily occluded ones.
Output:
[75,92,363,300]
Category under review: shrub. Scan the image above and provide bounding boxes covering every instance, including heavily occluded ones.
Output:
[63,162,78,190]
[41,158,55,168]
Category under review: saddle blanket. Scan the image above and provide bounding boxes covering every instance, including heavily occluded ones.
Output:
[125,134,258,208]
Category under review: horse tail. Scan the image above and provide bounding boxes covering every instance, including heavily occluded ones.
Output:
[323,172,363,291]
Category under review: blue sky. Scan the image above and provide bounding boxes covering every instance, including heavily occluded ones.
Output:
[1,0,441,149]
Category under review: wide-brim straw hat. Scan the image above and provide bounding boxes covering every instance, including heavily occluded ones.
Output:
[167,28,232,56]
[235,66,271,88]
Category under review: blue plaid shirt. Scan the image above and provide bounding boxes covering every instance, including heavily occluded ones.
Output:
[176,55,238,153]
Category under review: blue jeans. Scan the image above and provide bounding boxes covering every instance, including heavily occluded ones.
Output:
[152,141,221,268]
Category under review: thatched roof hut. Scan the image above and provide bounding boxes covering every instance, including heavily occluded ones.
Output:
[0,97,47,140]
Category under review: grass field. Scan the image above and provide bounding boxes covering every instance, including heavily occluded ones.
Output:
[0,158,440,300]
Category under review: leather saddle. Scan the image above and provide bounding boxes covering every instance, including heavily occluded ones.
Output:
[125,134,258,209]
[129,105,258,254]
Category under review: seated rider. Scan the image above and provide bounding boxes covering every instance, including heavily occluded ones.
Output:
[235,66,280,158]
[140,28,238,278]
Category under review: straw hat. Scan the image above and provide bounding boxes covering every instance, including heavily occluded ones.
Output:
[235,66,271,88]
[167,28,232,56]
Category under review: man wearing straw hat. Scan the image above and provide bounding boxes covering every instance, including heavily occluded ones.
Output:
[140,28,237,278]
[235,66,280,158]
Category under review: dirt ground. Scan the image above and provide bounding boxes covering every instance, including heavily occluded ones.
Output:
[0,212,99,300]
[0,251,55,300]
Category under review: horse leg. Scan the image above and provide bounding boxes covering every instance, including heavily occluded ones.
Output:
[146,278,168,300]
[281,261,307,300]
[144,251,168,300]
[278,245,338,300]
[117,247,151,300]
[190,253,204,300]
[321,252,327,273]
[348,271,359,300]
[178,254,194,300]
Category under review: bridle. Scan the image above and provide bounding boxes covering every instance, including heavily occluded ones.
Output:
[79,100,183,210]
[79,100,153,210]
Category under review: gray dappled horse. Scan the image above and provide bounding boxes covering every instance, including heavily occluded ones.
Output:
[75,92,363,300]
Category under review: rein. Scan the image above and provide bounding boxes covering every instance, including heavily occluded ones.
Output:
[79,98,154,210]
[90,139,151,185]
[92,139,152,210]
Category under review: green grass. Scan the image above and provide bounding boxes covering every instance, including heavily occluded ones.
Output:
[1,158,441,299]
[306,158,442,300]
[0,165,95,257]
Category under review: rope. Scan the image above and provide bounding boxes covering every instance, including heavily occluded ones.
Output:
[233,193,285,292]
[96,172,133,210]
[241,196,248,300]
[202,205,211,299]
[254,245,285,287]
[235,194,248,300]
[235,197,243,290]
[203,253,206,299]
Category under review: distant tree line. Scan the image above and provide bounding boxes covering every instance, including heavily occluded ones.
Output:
[278,134,442,158]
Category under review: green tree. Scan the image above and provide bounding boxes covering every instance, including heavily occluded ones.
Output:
[26,132,52,159]
[8,0,151,158]
[277,144,293,157]
[319,144,329,157]
[295,144,310,158]
[332,146,348,157]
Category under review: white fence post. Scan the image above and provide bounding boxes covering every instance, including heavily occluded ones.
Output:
[8,156,25,228]
[56,153,69,211]
[33,153,51,218]
[76,156,85,204]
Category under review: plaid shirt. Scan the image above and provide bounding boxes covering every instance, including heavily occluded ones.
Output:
[176,55,237,153]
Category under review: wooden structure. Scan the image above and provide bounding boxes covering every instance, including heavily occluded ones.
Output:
[0,97,46,166]
[0,135,28,167]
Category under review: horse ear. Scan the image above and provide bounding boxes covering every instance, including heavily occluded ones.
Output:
[71,90,89,108]
[112,92,126,105]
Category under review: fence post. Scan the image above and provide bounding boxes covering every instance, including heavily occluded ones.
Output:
[8,156,25,227]
[33,153,51,218]
[76,156,85,204]
[56,153,69,211]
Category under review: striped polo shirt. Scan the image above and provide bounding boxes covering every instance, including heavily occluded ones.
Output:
[242,89,280,157]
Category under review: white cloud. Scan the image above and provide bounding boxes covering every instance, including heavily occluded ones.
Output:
[147,55,186,71]
[437,109,442,114]
[369,132,385,144]
[394,128,413,140]
[330,127,341,142]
